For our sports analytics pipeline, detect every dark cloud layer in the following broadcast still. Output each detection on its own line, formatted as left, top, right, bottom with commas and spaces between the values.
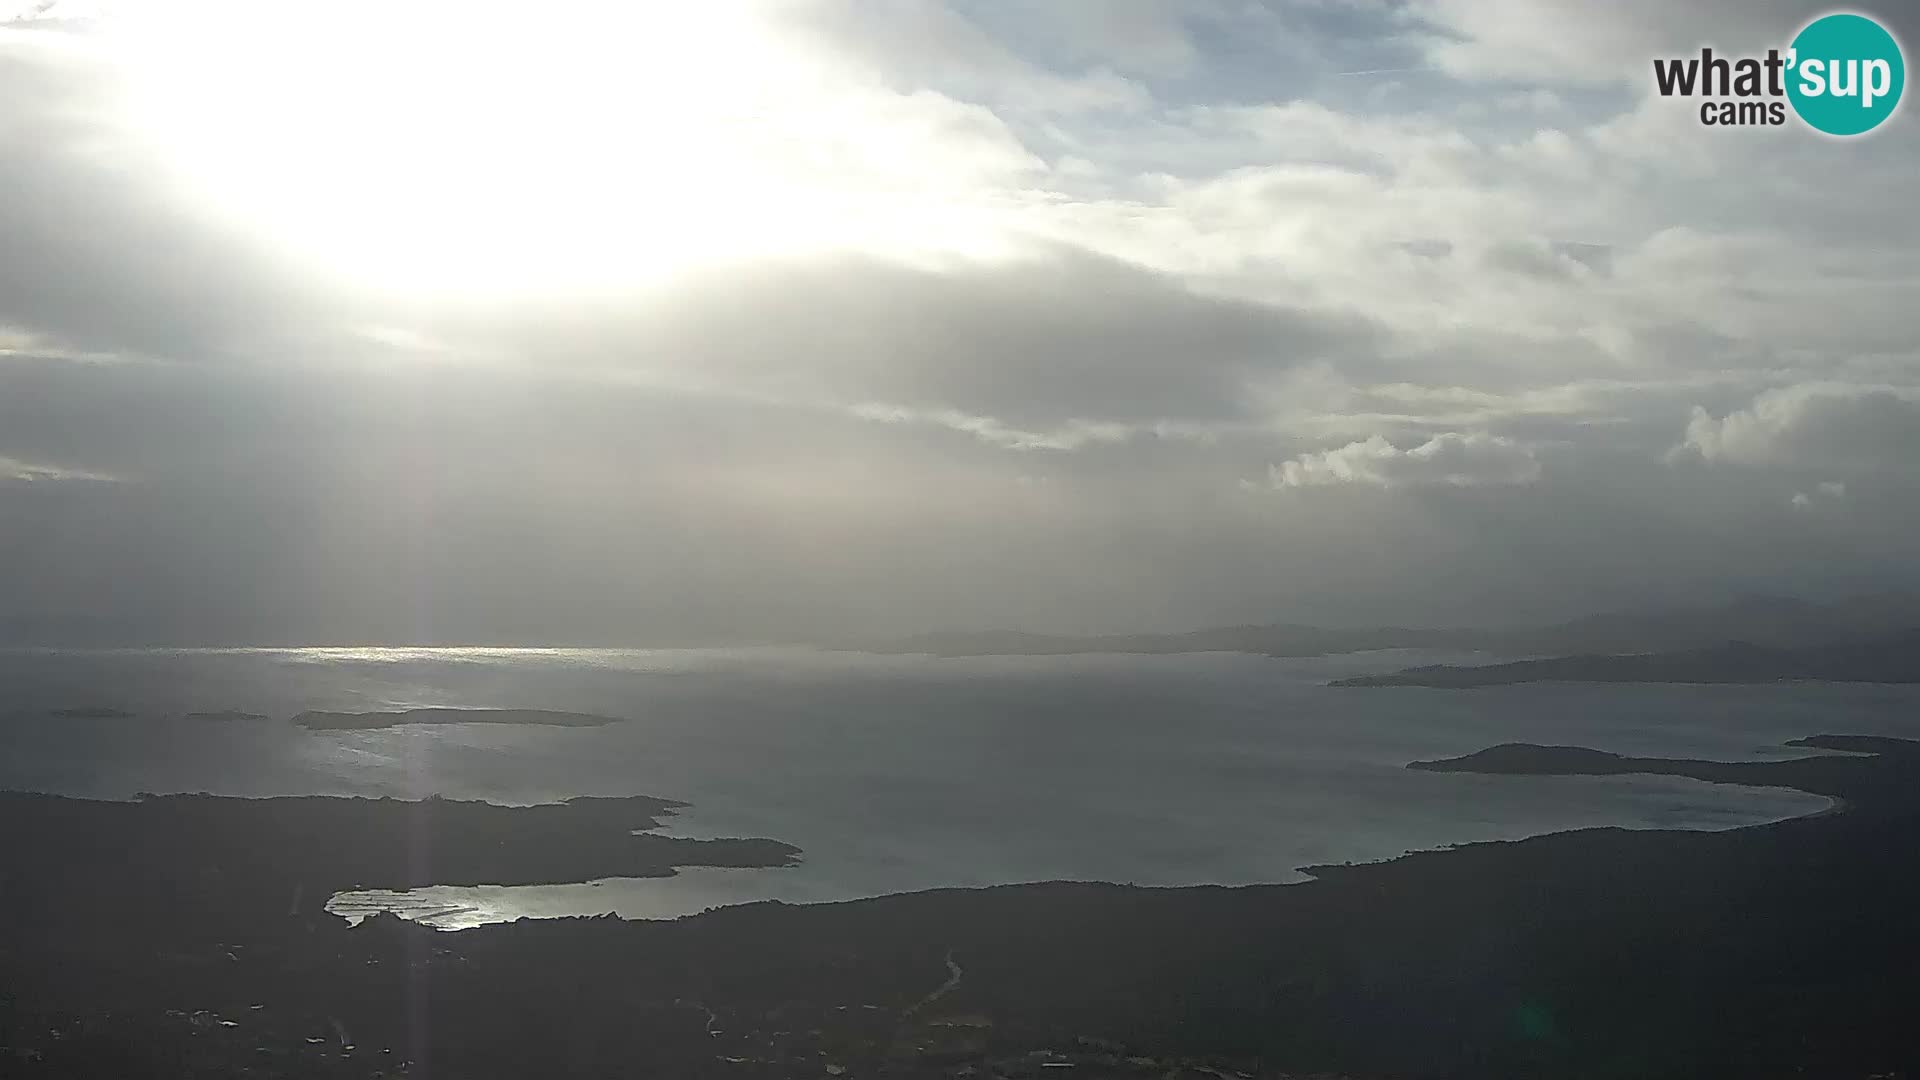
436, 249, 1381, 430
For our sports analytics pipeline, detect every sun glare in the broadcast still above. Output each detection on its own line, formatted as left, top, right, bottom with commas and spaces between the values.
105, 2, 836, 296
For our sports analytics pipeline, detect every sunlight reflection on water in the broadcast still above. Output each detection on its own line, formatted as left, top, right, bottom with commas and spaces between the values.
2, 646, 1905, 931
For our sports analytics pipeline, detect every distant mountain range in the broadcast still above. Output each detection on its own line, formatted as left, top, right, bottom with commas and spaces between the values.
864, 594, 1920, 661
1332, 630, 1920, 688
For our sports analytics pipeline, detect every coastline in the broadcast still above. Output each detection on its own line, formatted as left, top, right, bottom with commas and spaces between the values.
4, 734, 1918, 1077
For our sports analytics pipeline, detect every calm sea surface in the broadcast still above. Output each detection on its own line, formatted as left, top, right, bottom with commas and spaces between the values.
5, 646, 1912, 929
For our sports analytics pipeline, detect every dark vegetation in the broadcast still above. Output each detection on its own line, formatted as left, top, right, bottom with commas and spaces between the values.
4, 737, 1919, 1078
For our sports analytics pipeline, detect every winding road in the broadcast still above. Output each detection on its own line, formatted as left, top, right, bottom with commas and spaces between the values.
906, 949, 964, 1017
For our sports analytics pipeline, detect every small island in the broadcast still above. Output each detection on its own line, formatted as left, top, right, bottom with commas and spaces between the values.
293, 707, 625, 730
47, 706, 134, 719
1404, 734, 1914, 808
185, 709, 271, 722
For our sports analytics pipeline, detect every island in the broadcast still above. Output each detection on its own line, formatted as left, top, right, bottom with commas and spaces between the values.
293, 707, 625, 729
46, 705, 134, 719
1403, 734, 1914, 807
1331, 630, 1920, 687
185, 709, 271, 722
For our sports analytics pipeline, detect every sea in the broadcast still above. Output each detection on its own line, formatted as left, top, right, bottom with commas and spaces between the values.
4, 646, 1914, 930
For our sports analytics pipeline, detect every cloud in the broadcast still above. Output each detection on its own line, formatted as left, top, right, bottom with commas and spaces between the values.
781, 0, 1154, 112
1270, 431, 1541, 489
3, 1, 1920, 642
1406, 0, 1919, 86
1679, 385, 1920, 470
849, 402, 1135, 451
0, 456, 121, 485
437, 247, 1383, 433
1789, 479, 1848, 511
0, 35, 351, 361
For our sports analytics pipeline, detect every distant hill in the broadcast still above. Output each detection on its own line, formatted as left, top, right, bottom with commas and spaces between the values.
865, 624, 1465, 658
862, 594, 1920, 660
1331, 630, 1920, 688
1516, 593, 1920, 655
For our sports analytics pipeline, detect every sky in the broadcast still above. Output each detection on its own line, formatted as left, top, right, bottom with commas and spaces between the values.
1, 0, 1917, 644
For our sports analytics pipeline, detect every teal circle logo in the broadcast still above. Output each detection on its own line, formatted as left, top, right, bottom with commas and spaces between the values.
1787, 12, 1905, 136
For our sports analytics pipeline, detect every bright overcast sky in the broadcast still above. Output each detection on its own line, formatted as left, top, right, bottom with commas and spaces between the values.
2, 0, 1917, 644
